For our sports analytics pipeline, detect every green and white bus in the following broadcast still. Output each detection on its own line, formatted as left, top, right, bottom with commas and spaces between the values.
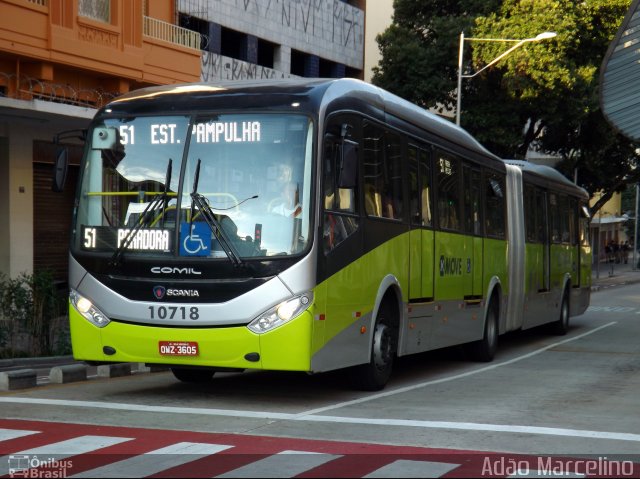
63, 78, 591, 390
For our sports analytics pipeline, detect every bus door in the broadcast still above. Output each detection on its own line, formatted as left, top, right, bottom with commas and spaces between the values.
408, 144, 434, 301
463, 165, 483, 299
569, 198, 580, 287
578, 203, 591, 287
538, 189, 551, 291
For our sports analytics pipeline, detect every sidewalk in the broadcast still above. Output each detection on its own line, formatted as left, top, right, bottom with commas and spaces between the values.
591, 260, 640, 291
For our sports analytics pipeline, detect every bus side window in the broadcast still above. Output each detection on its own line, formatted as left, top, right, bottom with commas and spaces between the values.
485, 171, 505, 238
579, 202, 590, 246
549, 193, 560, 243
524, 185, 536, 242
435, 151, 461, 231
535, 188, 547, 243
409, 145, 433, 226
463, 164, 481, 235
323, 116, 360, 253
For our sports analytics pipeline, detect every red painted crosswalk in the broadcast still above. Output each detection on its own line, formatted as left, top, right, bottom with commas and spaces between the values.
0, 419, 638, 478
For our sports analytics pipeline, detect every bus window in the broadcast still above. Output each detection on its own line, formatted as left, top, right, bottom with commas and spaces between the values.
410, 144, 432, 227
409, 145, 419, 224
363, 123, 402, 220
363, 122, 383, 217
385, 133, 403, 220
484, 171, 505, 238
580, 202, 590, 246
322, 115, 360, 253
420, 149, 432, 226
568, 197, 578, 245
535, 188, 547, 243
463, 164, 481, 235
436, 151, 461, 231
550, 193, 560, 243
524, 185, 536, 242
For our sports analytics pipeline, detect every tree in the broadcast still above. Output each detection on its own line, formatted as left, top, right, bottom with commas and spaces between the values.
372, 0, 501, 112
372, 0, 638, 214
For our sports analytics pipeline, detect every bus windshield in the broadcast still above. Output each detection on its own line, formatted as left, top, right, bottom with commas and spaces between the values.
74, 113, 314, 260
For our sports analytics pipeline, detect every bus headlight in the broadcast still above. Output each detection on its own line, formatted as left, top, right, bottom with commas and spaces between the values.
248, 292, 313, 334
70, 290, 110, 328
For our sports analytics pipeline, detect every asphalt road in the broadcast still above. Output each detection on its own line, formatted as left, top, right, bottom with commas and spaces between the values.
1, 281, 639, 459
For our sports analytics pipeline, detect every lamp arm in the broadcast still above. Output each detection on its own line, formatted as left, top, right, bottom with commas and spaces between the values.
462, 39, 530, 79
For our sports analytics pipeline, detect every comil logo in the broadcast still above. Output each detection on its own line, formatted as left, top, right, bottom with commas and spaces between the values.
151, 267, 202, 275
153, 286, 166, 300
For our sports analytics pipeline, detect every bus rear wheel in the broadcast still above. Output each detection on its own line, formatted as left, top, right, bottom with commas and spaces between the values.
351, 301, 397, 391
171, 367, 216, 383
551, 291, 570, 335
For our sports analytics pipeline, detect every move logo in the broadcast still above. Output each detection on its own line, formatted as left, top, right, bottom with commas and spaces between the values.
440, 255, 463, 276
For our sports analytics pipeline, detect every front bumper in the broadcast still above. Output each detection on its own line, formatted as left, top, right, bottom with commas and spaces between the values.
69, 304, 314, 371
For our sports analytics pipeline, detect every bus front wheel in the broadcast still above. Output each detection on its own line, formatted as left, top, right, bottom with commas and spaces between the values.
171, 367, 215, 383
351, 301, 397, 391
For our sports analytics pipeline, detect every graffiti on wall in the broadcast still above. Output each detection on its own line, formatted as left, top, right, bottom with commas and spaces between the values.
180, 0, 363, 52
201, 51, 294, 81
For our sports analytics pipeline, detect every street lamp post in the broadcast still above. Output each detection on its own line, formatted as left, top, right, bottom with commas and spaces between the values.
456, 31, 557, 126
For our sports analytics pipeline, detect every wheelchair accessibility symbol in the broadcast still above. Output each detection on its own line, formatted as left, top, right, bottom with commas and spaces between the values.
180, 222, 211, 257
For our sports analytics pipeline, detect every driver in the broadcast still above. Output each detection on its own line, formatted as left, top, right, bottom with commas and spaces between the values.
271, 181, 301, 217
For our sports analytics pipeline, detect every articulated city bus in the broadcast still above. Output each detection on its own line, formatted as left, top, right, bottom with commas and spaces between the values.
63, 78, 591, 390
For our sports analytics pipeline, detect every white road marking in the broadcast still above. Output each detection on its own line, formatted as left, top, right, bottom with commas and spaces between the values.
0, 322, 627, 443
0, 435, 132, 476
0, 428, 39, 442
216, 450, 341, 478
364, 459, 459, 478
73, 441, 232, 478
294, 322, 618, 417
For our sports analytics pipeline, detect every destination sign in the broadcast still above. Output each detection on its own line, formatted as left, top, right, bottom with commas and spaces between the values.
116, 121, 261, 145
81, 226, 173, 253
193, 121, 261, 143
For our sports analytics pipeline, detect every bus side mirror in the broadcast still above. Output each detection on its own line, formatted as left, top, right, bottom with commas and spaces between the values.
338, 140, 358, 189
52, 148, 68, 192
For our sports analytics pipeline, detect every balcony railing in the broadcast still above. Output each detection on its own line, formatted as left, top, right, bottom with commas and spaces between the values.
143, 16, 200, 50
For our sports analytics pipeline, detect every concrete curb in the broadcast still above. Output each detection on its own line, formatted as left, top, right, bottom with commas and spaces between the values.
49, 364, 88, 384
0, 355, 75, 371
97, 363, 132, 378
0, 369, 37, 391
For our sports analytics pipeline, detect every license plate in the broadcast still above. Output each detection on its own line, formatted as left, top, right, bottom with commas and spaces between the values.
159, 341, 199, 356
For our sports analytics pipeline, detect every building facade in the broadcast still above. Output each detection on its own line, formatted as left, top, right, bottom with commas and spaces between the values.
0, 0, 201, 283
0, 0, 368, 284
178, 0, 365, 82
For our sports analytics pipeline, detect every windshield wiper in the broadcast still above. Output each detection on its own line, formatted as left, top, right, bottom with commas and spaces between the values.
110, 159, 173, 266
190, 159, 242, 266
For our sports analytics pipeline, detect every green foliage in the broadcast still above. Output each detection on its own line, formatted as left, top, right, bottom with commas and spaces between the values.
372, 0, 639, 210
0, 271, 67, 357
373, 0, 501, 112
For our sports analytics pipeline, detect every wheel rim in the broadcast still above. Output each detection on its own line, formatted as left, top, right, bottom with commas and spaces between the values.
373, 323, 393, 371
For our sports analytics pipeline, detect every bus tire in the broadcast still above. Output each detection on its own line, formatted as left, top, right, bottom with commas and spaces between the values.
466, 298, 499, 362
351, 300, 397, 391
171, 367, 215, 383
551, 290, 570, 336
